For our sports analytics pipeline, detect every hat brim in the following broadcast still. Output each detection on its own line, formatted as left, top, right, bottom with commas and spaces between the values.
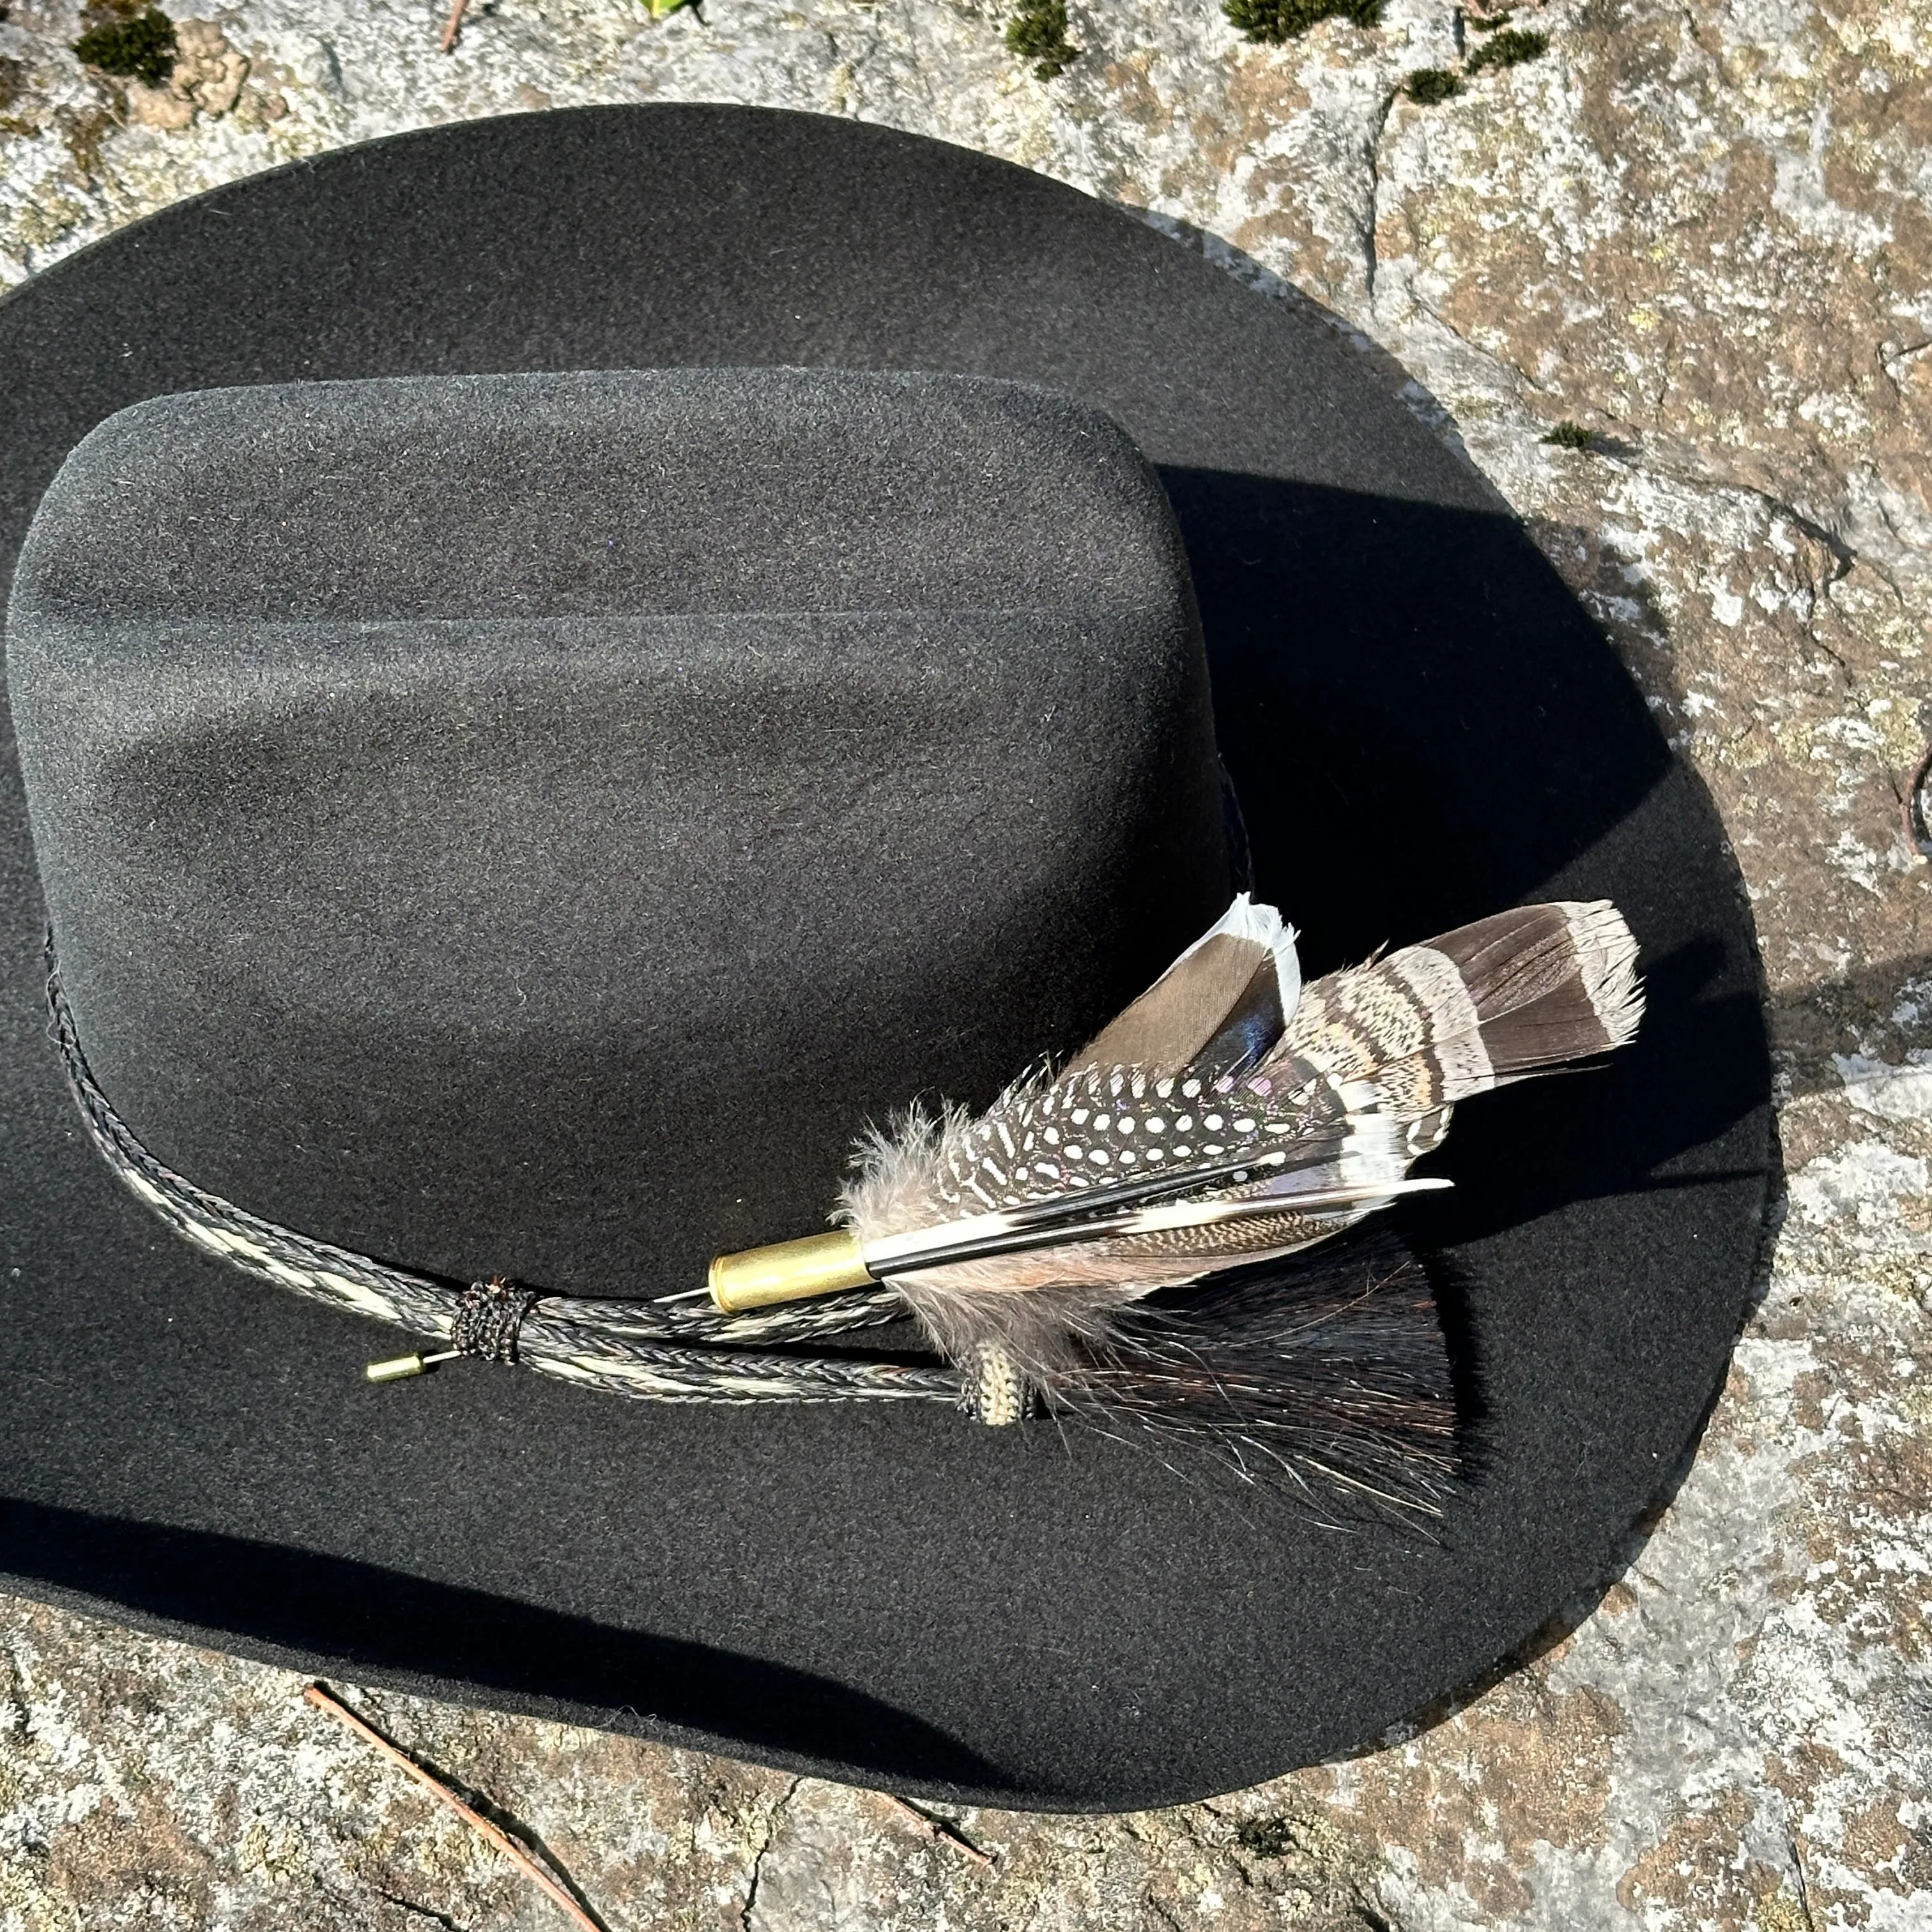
0, 105, 1770, 1810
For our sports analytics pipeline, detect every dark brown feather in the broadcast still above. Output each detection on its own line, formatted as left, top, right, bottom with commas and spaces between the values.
1077, 935, 1282, 1077
1430, 902, 1640, 1075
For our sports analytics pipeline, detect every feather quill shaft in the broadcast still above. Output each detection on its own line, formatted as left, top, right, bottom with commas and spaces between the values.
861, 1174, 1453, 1274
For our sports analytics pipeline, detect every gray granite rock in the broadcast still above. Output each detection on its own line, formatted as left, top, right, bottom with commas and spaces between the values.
2, 0, 1929, 1924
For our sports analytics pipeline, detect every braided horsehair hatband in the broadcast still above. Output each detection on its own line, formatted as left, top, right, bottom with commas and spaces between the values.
44, 940, 963, 1412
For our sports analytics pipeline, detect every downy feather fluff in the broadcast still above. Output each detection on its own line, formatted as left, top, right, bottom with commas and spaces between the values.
839, 894, 1642, 1437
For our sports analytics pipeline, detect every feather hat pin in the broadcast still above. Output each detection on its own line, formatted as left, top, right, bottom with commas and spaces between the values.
708, 895, 1643, 1492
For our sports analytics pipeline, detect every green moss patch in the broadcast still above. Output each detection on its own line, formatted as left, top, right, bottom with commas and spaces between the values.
1223, 0, 1381, 45
1542, 420, 1595, 450
1006, 0, 1078, 78
1464, 26, 1547, 73
1404, 66, 1460, 104
73, 5, 176, 87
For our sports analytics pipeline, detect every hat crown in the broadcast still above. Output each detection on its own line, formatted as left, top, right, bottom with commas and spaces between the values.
9, 367, 1232, 1294
20, 365, 1191, 622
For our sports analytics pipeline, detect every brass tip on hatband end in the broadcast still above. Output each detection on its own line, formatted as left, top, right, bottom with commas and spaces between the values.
707, 1229, 876, 1312
366, 1354, 431, 1383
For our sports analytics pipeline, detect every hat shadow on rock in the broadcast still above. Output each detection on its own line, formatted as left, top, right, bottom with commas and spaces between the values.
0, 105, 1773, 1809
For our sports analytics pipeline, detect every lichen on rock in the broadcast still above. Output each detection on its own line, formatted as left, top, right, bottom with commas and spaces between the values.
118, 16, 246, 128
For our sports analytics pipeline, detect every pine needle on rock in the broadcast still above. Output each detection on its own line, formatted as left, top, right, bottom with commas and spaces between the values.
302, 1683, 606, 1932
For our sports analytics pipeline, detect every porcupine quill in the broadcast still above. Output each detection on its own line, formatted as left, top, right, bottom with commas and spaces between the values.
707, 893, 1643, 1504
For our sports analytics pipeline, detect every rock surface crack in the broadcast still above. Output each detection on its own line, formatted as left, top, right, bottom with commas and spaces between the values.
740, 1775, 804, 1931
1363, 84, 1400, 305
374, 1890, 467, 1932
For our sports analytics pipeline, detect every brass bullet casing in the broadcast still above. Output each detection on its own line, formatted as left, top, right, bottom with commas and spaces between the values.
708, 1229, 875, 1312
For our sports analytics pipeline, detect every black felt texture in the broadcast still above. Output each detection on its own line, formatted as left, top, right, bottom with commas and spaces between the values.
10, 369, 1226, 1290
0, 105, 1772, 1811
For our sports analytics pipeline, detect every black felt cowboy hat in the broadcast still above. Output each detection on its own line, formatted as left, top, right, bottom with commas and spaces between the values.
0, 103, 1770, 1810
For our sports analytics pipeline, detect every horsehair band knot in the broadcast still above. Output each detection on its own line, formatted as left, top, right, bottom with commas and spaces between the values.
452, 1277, 539, 1365
958, 1340, 1037, 1427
